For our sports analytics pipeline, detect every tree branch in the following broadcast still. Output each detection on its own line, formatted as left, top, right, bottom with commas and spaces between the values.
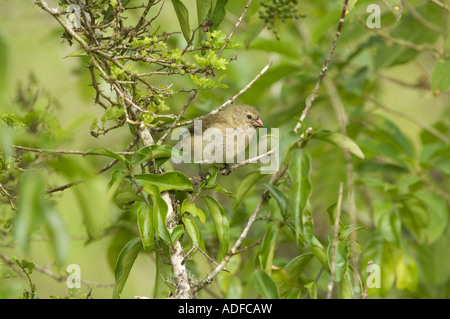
294, 0, 349, 134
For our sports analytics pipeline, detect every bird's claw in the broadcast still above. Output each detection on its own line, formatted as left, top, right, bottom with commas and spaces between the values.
222, 164, 232, 176
199, 170, 211, 182
198, 164, 211, 182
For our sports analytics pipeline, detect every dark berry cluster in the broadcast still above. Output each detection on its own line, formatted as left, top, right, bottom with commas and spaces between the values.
259, 0, 300, 39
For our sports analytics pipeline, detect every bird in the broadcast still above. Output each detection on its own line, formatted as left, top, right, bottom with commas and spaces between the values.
173, 104, 263, 176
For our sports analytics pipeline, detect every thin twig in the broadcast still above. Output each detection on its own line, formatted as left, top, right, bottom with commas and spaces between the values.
218, 149, 276, 175
35, 0, 89, 50
217, 0, 253, 57
194, 245, 230, 273
0, 183, 16, 210
182, 18, 209, 55
46, 135, 139, 194
129, 169, 150, 206
327, 182, 344, 299
12, 145, 134, 156
232, 239, 262, 255
0, 253, 113, 288
294, 0, 349, 134
46, 180, 83, 194
157, 90, 197, 145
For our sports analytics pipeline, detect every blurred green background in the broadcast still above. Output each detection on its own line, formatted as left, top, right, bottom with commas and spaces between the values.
0, 0, 449, 298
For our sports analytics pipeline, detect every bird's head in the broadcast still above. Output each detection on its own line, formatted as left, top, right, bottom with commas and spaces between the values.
228, 105, 263, 129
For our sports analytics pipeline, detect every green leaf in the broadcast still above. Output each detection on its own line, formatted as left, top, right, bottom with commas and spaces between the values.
85, 148, 128, 164
73, 176, 111, 239
339, 270, 353, 299
170, 225, 185, 243
399, 196, 428, 243
42, 205, 70, 266
339, 224, 366, 241
171, 0, 191, 42
202, 195, 230, 256
302, 209, 314, 246
431, 59, 450, 93
380, 242, 397, 297
313, 130, 365, 160
137, 203, 155, 251
130, 145, 173, 166
131, 171, 193, 192
234, 171, 265, 209
327, 240, 349, 282
250, 37, 301, 60
143, 185, 171, 244
260, 183, 289, 218
413, 192, 448, 244
362, 234, 396, 297
433, 158, 450, 175
114, 191, 143, 209
182, 216, 205, 251
304, 282, 317, 299
289, 149, 312, 245
20, 259, 35, 274
284, 253, 314, 284
279, 129, 302, 166
201, 183, 234, 197
310, 236, 328, 270
181, 198, 206, 224
14, 173, 45, 255
197, 0, 213, 26
373, 5, 441, 70
417, 235, 449, 286
395, 247, 418, 291
373, 200, 402, 246
253, 270, 279, 299
377, 118, 414, 159
113, 237, 142, 299
210, 0, 229, 31
258, 222, 279, 273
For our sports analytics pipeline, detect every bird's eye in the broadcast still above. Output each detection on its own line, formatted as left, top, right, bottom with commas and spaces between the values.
247, 114, 252, 119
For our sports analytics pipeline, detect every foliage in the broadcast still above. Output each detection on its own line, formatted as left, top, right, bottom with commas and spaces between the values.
0, 0, 449, 299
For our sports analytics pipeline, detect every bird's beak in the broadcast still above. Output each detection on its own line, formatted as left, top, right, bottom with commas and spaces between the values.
253, 119, 264, 127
